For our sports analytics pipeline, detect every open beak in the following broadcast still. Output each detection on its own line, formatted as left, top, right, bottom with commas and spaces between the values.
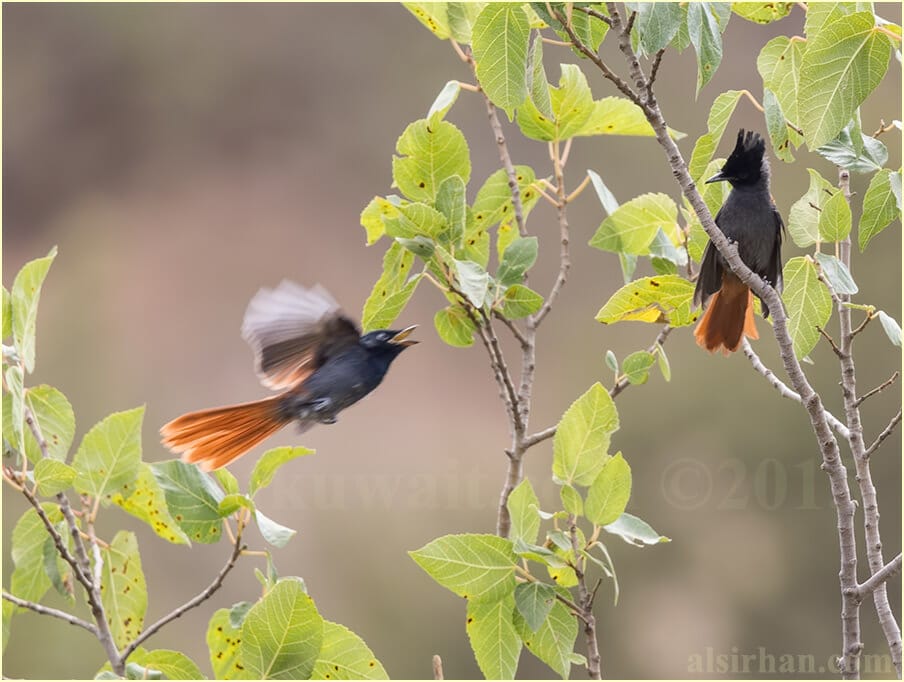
389, 325, 419, 347
705, 170, 729, 184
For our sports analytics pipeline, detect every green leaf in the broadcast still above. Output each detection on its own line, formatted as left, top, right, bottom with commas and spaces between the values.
757, 36, 805, 146
732, 2, 793, 23
214, 468, 241, 496
472, 4, 530, 118
2, 286, 11, 341
559, 484, 583, 517
596, 275, 698, 327
241, 580, 323, 680
466, 594, 521, 680
498, 284, 544, 319
403, 3, 451, 39
361, 242, 422, 332
392, 119, 471, 203
589, 192, 680, 255
208, 608, 250, 679
360, 197, 393, 245
255, 510, 297, 548
455, 260, 490, 308
517, 64, 595, 141
621, 350, 656, 385
5, 365, 24, 453
230, 601, 254, 630
603, 512, 671, 546
475, 166, 540, 235
688, 3, 728, 94
585, 453, 632, 526
799, 12, 892, 149
877, 310, 902, 346
513, 589, 577, 679
22, 385, 75, 463
152, 459, 225, 544
9, 504, 63, 607
814, 253, 858, 295
72, 406, 144, 504
507, 479, 541, 545
688, 90, 743, 182
788, 169, 837, 248
249, 446, 314, 496
311, 621, 389, 680
656, 343, 671, 381
100, 531, 147, 649
528, 35, 554, 120
33, 459, 77, 496
588, 169, 620, 216
649, 227, 688, 268
859, 169, 901, 251
818, 188, 852, 242
576, 97, 683, 139
435, 175, 467, 246
409, 533, 517, 602
762, 88, 794, 163
497, 237, 538, 287
11, 246, 57, 373
781, 256, 833, 359
385, 202, 448, 241
112, 462, 190, 545
447, 2, 484, 43
434, 306, 476, 347
633, 2, 685, 54
101, 648, 206, 680
604, 349, 618, 373
816, 119, 888, 172
219, 493, 256, 517
428, 80, 461, 128
514, 582, 556, 633
552, 383, 619, 487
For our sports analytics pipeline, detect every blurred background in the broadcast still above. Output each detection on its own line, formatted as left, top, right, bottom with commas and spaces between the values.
3, 3, 901, 679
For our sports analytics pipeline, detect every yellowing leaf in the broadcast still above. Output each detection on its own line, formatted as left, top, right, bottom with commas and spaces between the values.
596, 276, 697, 327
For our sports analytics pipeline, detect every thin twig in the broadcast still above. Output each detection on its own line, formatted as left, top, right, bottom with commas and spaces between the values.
120, 525, 246, 661
2, 591, 97, 634
858, 554, 903, 601
610, 326, 672, 399
567, 515, 601, 679
492, 310, 530, 350
432, 654, 444, 680
817, 325, 845, 358
864, 409, 902, 458
854, 372, 899, 408
522, 425, 557, 449
531, 141, 571, 327
741, 339, 850, 440
481, 86, 527, 237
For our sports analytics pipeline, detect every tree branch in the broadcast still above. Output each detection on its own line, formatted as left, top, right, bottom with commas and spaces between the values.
610, 325, 672, 399
120, 524, 246, 661
864, 409, 902, 458
522, 425, 557, 449
853, 371, 899, 408
432, 654, 444, 680
857, 554, 903, 602
568, 515, 601, 679
741, 338, 850, 440
834, 168, 902, 676
2, 591, 97, 634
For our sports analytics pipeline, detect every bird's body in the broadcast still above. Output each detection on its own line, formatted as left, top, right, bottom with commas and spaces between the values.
694, 130, 784, 354
161, 281, 417, 470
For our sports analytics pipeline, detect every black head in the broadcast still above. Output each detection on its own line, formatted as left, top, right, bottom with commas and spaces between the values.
359, 325, 419, 358
706, 129, 768, 187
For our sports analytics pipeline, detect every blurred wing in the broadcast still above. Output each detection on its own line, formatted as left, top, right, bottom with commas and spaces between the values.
241, 281, 361, 390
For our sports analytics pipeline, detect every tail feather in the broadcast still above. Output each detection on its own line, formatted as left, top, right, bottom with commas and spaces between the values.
161, 396, 287, 471
694, 274, 758, 355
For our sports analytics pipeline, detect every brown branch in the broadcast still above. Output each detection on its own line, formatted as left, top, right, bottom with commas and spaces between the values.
854, 372, 899, 408
864, 409, 902, 458
522, 425, 557, 449
817, 325, 845, 358
2, 591, 96, 634
568, 516, 601, 679
432, 654, 444, 680
120, 524, 245, 661
492, 310, 529, 350
480, 79, 526, 237
857, 554, 903, 601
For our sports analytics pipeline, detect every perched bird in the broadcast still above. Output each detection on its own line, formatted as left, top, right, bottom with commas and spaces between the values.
161, 281, 418, 471
693, 129, 784, 354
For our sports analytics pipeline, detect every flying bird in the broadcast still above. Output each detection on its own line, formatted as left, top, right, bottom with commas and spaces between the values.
694, 129, 784, 354
161, 281, 418, 470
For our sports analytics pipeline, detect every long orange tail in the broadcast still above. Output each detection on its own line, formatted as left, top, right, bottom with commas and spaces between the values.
694, 273, 759, 355
161, 396, 287, 471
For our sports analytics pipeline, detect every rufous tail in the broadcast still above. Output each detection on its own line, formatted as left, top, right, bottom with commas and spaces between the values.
161, 396, 287, 471
694, 273, 759, 355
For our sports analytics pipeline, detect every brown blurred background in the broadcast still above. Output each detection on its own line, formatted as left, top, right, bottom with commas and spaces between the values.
3, 3, 901, 679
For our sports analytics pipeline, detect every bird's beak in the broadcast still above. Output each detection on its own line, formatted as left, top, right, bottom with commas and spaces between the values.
389, 325, 419, 347
705, 170, 729, 184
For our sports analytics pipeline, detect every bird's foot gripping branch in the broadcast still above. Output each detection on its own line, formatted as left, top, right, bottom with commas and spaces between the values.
2, 250, 390, 679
